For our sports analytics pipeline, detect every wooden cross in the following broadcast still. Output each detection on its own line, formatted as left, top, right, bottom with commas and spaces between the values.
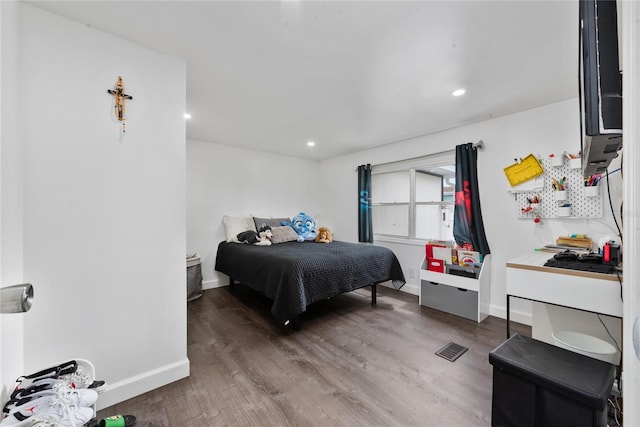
107, 76, 133, 121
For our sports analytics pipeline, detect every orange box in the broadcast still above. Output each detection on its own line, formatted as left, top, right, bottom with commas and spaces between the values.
427, 258, 445, 273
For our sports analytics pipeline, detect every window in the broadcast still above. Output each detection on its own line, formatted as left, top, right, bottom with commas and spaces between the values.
371, 153, 455, 241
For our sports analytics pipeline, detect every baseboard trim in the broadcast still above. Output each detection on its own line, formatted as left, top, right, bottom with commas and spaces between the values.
96, 358, 190, 410
398, 282, 419, 296
202, 278, 225, 290
490, 304, 532, 326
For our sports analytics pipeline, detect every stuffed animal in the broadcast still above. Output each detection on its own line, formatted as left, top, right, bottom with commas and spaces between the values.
237, 224, 273, 246
283, 212, 318, 242
315, 226, 333, 243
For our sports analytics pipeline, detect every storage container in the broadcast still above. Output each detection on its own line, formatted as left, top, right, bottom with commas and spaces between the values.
187, 253, 203, 301
489, 334, 615, 427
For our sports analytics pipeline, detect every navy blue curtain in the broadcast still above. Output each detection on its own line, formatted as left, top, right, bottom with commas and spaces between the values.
358, 164, 373, 243
453, 143, 490, 256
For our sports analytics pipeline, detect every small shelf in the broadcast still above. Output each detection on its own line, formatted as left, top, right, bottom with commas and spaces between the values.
419, 254, 491, 322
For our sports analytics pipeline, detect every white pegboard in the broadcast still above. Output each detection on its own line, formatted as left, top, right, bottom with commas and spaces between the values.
515, 156, 603, 219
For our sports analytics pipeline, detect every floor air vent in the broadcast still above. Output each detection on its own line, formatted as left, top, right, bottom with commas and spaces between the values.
435, 342, 468, 362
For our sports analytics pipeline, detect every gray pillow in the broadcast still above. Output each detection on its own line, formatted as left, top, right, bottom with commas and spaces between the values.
253, 217, 291, 229
269, 226, 300, 244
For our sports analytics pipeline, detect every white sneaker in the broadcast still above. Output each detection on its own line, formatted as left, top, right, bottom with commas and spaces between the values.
13, 361, 78, 390
29, 418, 58, 427
29, 383, 98, 408
4, 380, 53, 416
32, 422, 56, 426
7, 380, 97, 410
59, 369, 106, 393
1, 406, 93, 427
2, 392, 95, 426
2, 414, 67, 427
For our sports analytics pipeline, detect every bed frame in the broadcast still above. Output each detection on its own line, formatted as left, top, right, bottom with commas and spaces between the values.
216, 240, 404, 329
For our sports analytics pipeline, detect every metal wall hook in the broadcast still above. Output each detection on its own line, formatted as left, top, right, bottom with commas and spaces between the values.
0, 283, 34, 313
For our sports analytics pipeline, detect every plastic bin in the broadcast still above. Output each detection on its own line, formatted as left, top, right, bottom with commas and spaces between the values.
186, 253, 203, 301
552, 330, 618, 364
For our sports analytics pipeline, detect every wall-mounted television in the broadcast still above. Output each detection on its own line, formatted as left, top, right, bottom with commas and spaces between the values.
579, 0, 623, 176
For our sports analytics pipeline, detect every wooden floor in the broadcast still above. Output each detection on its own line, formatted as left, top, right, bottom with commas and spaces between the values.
97, 285, 529, 426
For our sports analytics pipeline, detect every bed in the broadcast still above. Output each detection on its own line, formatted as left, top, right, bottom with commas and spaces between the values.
215, 240, 405, 328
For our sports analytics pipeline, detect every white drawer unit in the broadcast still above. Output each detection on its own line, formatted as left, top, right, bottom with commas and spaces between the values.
419, 254, 491, 322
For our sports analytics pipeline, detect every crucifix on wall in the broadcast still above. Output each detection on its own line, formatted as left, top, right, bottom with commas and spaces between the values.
107, 76, 133, 134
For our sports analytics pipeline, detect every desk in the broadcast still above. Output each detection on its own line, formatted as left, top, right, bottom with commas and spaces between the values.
506, 252, 622, 338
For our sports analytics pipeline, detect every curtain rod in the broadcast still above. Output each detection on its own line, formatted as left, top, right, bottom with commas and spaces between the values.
357, 140, 484, 171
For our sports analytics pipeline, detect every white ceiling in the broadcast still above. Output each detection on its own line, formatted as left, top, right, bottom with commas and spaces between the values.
27, 0, 579, 160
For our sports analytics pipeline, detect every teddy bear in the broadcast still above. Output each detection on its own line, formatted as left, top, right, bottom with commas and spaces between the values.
315, 226, 333, 243
236, 224, 273, 246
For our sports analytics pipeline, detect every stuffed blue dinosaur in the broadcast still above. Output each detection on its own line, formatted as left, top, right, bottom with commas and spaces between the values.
283, 212, 318, 242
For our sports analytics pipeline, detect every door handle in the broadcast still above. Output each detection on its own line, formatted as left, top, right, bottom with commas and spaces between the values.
0, 284, 34, 313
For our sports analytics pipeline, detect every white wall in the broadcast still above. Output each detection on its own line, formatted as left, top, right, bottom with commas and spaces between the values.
3, 3, 635, 420
16, 5, 188, 409
320, 99, 623, 325
186, 139, 322, 288
620, 0, 640, 420
0, 0, 26, 403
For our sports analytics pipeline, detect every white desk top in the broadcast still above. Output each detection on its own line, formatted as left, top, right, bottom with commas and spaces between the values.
507, 252, 621, 282
506, 252, 623, 317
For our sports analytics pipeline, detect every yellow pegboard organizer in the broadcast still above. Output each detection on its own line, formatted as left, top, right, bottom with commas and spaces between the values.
504, 154, 545, 186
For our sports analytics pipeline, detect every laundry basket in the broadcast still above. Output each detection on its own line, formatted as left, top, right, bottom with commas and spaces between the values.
186, 253, 203, 302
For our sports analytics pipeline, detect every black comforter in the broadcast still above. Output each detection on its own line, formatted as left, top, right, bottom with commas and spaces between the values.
215, 240, 405, 325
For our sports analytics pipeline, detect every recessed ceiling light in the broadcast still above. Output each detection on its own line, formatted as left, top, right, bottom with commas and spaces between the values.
184, 113, 192, 119
307, 141, 315, 147
452, 89, 466, 97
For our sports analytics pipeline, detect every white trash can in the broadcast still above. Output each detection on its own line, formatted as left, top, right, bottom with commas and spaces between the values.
552, 330, 618, 364
186, 253, 203, 302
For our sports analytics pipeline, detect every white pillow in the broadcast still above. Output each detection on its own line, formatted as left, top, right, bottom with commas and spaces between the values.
222, 216, 256, 243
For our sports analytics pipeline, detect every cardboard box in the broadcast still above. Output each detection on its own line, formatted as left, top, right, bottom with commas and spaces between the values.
427, 258, 445, 273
